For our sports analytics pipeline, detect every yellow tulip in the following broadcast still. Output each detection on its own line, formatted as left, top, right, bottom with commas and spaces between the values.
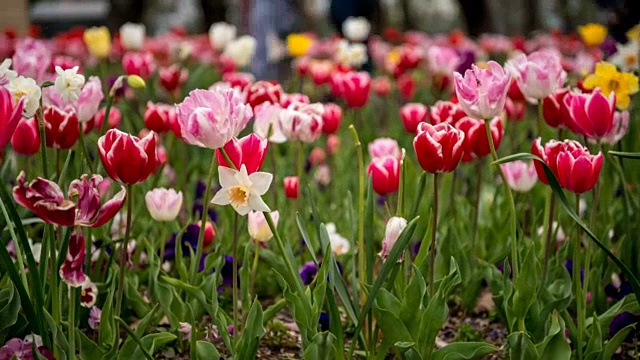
577, 23, 608, 47
583, 62, 639, 110
287, 33, 314, 58
83, 26, 112, 58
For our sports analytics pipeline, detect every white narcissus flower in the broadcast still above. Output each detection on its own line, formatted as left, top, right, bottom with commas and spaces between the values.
145, 188, 183, 222
119, 22, 146, 51
7, 76, 41, 118
342, 17, 371, 42
609, 40, 639, 72
335, 40, 368, 68
211, 164, 272, 216
209, 22, 237, 50
248, 210, 279, 242
379, 217, 408, 261
54, 66, 85, 103
223, 35, 257, 68
0, 58, 17, 85
326, 223, 350, 255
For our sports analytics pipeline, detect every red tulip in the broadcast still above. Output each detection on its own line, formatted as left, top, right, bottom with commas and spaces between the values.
60, 230, 87, 287
398, 45, 422, 72
88, 107, 122, 134
11, 117, 40, 155
568, 88, 615, 140
215, 133, 268, 174
144, 102, 175, 133
507, 78, 526, 103
122, 51, 156, 79
0, 86, 25, 150
397, 74, 415, 101
372, 77, 391, 97
69, 174, 127, 228
246, 80, 283, 109
367, 155, 401, 196
413, 122, 465, 173
43, 105, 80, 149
542, 89, 571, 129
400, 103, 428, 133
321, 103, 342, 134
429, 100, 466, 125
504, 97, 525, 121
531, 137, 603, 193
13, 171, 76, 226
341, 71, 371, 109
159, 65, 188, 92
98, 129, 160, 184
222, 72, 255, 93
456, 116, 504, 161
284, 176, 299, 199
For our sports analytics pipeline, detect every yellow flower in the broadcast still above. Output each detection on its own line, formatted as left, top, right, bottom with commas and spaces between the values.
287, 34, 314, 58
83, 26, 112, 58
583, 62, 639, 109
577, 23, 608, 47
627, 23, 640, 42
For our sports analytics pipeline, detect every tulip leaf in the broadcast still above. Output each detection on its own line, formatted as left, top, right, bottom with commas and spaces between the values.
77, 329, 106, 358
508, 331, 539, 360
432, 342, 498, 360
196, 341, 221, 359
234, 298, 265, 360
364, 176, 375, 284
608, 150, 640, 159
303, 331, 337, 360
535, 312, 571, 360
601, 324, 635, 360
0, 278, 20, 342
0, 247, 38, 341
494, 152, 640, 305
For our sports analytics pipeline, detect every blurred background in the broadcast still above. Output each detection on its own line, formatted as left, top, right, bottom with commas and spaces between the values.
2, 0, 633, 39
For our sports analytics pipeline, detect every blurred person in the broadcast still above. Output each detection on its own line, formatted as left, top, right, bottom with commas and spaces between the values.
250, 0, 310, 80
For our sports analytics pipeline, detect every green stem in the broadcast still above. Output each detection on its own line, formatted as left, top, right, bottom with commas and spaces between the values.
348, 125, 366, 284
232, 212, 240, 341
48, 224, 60, 325
429, 173, 439, 296
471, 159, 483, 252
115, 184, 134, 318
68, 287, 77, 360
537, 101, 544, 139
100, 95, 114, 136
484, 119, 519, 280
574, 194, 584, 360
190, 154, 217, 284
37, 105, 48, 178
250, 242, 260, 299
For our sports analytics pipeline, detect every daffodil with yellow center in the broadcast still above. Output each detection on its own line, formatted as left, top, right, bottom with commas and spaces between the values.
578, 23, 608, 47
83, 26, 112, 59
287, 33, 314, 58
583, 62, 639, 110
211, 164, 272, 216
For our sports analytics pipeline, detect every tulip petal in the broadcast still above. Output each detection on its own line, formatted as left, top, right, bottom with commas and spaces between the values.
90, 185, 126, 228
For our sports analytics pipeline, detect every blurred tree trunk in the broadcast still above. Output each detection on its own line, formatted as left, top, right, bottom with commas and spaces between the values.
400, 0, 417, 31
523, 0, 538, 34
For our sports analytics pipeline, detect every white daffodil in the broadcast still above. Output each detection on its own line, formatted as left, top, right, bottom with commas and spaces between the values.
209, 22, 237, 51
0, 58, 17, 85
609, 40, 639, 72
222, 35, 256, 68
54, 66, 85, 103
119, 22, 146, 51
335, 40, 368, 68
7, 76, 41, 118
326, 223, 350, 255
211, 164, 272, 216
342, 17, 371, 42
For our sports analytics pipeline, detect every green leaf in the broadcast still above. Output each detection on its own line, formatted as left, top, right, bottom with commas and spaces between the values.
98, 286, 115, 348
77, 330, 106, 358
511, 246, 538, 322
508, 331, 539, 360
432, 342, 498, 360
364, 176, 375, 284
495, 153, 640, 305
44, 309, 69, 360
117, 304, 159, 359
608, 150, 640, 160
303, 331, 337, 360
196, 341, 221, 359
0, 272, 21, 342
133, 333, 177, 358
601, 324, 635, 360
585, 314, 603, 360
297, 213, 319, 265
235, 299, 265, 359
535, 312, 571, 360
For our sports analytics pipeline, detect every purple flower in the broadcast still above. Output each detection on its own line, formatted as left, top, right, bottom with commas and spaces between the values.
88, 306, 102, 329
0, 337, 53, 360
564, 260, 584, 285
319, 312, 330, 331
609, 311, 640, 342
300, 261, 318, 286
164, 224, 202, 261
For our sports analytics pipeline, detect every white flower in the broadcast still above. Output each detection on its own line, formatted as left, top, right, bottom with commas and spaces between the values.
54, 66, 85, 103
314, 164, 331, 186
248, 210, 279, 242
211, 164, 272, 216
335, 40, 368, 68
342, 17, 371, 42
379, 217, 408, 261
223, 35, 256, 68
267, 32, 287, 63
179, 322, 192, 341
119, 22, 146, 51
145, 188, 183, 222
0, 58, 17, 86
209, 22, 237, 51
609, 40, 639, 72
7, 76, 41, 118
326, 223, 350, 255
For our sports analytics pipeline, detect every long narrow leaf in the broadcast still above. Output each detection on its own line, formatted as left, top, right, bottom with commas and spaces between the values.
608, 151, 640, 160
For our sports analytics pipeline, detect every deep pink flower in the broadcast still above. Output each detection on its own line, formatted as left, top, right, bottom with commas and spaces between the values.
122, 51, 156, 79
42, 105, 80, 149
144, 102, 175, 133
280, 93, 310, 108
456, 116, 503, 161
454, 61, 511, 119
216, 133, 268, 174
69, 174, 126, 228
567, 88, 616, 140
413, 122, 465, 173
222, 72, 255, 93
341, 71, 371, 108
321, 103, 342, 134
429, 100, 466, 125
246, 80, 283, 109
60, 230, 87, 287
159, 65, 188, 92
11, 116, 40, 155
367, 155, 400, 196
175, 88, 252, 149
400, 103, 428, 133
13, 171, 76, 226
0, 85, 25, 149
98, 129, 160, 184
542, 89, 572, 129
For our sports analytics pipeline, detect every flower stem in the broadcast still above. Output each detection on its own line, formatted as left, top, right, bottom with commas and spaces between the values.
37, 105, 48, 178
232, 212, 240, 342
429, 173, 439, 296
68, 287, 77, 360
0, 199, 29, 291
49, 226, 60, 325
190, 154, 217, 284
100, 95, 114, 136
115, 184, 134, 318
484, 119, 519, 280
348, 125, 366, 284
574, 194, 584, 360
250, 242, 260, 299
471, 159, 483, 253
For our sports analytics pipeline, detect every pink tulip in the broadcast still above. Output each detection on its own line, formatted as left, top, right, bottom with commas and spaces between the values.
0, 85, 25, 149
567, 89, 616, 140
368, 138, 401, 160
413, 122, 465, 173
505, 49, 567, 100
216, 133, 268, 173
145, 188, 183, 222
253, 103, 286, 143
279, 102, 324, 143
367, 155, 401, 196
598, 111, 629, 146
454, 61, 511, 119
281, 93, 310, 108
176, 88, 252, 149
11, 117, 40, 155
400, 103, 428, 133
426, 46, 460, 76
321, 103, 342, 134
429, 101, 466, 125
341, 71, 371, 109
122, 51, 156, 79
76, 76, 104, 123
12, 38, 51, 82
222, 72, 255, 93
499, 160, 538, 192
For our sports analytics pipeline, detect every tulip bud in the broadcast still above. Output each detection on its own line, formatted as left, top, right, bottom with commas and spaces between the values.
321, 103, 342, 134
145, 188, 183, 222
11, 117, 40, 155
309, 147, 327, 166
542, 89, 571, 128
341, 71, 371, 109
499, 160, 537, 192
400, 103, 428, 133
397, 74, 415, 101
367, 156, 401, 196
379, 217, 408, 261
248, 210, 279, 242
200, 221, 215, 247
372, 77, 391, 97
216, 133, 268, 174
284, 176, 300, 199
327, 134, 341, 155
127, 75, 146, 89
